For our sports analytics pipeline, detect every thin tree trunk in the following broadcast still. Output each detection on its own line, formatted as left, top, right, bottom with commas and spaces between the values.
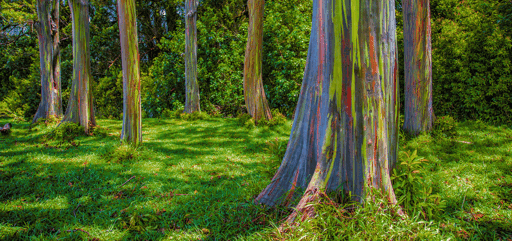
33, 0, 62, 123
62, 0, 95, 133
243, 0, 271, 123
256, 0, 399, 222
403, 0, 434, 135
184, 0, 200, 113
118, 0, 142, 147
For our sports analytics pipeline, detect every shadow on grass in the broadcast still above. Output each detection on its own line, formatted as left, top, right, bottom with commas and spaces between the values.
0, 117, 291, 240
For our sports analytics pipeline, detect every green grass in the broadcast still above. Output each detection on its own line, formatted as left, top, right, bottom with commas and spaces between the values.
0, 117, 511, 240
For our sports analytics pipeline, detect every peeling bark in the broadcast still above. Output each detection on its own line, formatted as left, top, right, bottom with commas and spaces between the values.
244, 0, 272, 123
256, 0, 399, 220
403, 0, 434, 135
62, 0, 96, 133
118, 0, 142, 147
33, 0, 62, 123
184, 0, 200, 113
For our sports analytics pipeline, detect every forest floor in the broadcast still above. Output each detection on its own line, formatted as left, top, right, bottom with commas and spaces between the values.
0, 117, 511, 240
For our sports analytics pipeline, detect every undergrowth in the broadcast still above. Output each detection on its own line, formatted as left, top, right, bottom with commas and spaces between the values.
0, 117, 510, 240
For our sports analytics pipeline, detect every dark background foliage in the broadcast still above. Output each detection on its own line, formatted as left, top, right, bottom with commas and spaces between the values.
1, 0, 511, 123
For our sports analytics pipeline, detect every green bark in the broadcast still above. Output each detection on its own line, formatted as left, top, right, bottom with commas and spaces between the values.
256, 0, 399, 221
184, 0, 200, 113
244, 0, 272, 123
118, 0, 142, 147
33, 0, 62, 123
62, 0, 95, 133
403, 0, 434, 135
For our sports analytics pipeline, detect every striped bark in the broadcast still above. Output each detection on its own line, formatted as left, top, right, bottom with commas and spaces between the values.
184, 0, 200, 113
33, 0, 62, 123
256, 0, 399, 217
62, 0, 96, 133
243, 0, 272, 123
118, 0, 142, 147
403, 0, 434, 135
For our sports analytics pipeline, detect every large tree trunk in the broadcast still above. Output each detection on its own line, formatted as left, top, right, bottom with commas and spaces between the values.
62, 0, 96, 133
256, 0, 399, 221
33, 0, 62, 123
403, 0, 434, 135
118, 0, 142, 147
184, 0, 200, 113
243, 0, 272, 123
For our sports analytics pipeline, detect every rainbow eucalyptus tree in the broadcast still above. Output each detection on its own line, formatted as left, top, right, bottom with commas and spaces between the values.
184, 0, 200, 113
403, 0, 434, 135
62, 0, 96, 133
256, 0, 400, 222
33, 0, 62, 123
118, 0, 142, 146
243, 0, 271, 123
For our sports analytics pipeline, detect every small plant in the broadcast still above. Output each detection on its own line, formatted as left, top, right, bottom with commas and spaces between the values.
109, 144, 136, 163
392, 150, 446, 219
267, 109, 287, 127
431, 115, 457, 138
47, 122, 85, 145
161, 109, 173, 118
264, 137, 287, 161
183, 111, 209, 121
236, 113, 253, 127
90, 126, 109, 137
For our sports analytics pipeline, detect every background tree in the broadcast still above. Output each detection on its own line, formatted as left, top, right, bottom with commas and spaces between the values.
32, 0, 62, 123
243, 0, 271, 122
403, 0, 434, 135
62, 0, 96, 133
118, 0, 142, 146
184, 0, 200, 113
256, 0, 400, 221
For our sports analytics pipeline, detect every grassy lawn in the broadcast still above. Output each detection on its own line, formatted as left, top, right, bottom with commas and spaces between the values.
0, 117, 511, 240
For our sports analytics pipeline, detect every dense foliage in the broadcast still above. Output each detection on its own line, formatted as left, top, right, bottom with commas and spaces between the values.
1, 0, 511, 123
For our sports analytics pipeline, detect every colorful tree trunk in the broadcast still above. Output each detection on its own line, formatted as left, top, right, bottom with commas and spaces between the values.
62, 0, 96, 133
33, 0, 62, 123
256, 0, 400, 221
403, 0, 434, 135
243, 0, 272, 123
184, 0, 200, 113
118, 0, 142, 147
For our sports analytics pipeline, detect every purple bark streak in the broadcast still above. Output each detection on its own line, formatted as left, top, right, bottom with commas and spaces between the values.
62, 0, 96, 133
256, 0, 399, 217
403, 0, 434, 135
33, 0, 62, 123
118, 0, 142, 146
244, 0, 272, 123
184, 0, 200, 113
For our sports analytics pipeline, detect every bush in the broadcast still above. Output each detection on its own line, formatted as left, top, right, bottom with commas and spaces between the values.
236, 113, 252, 126
183, 111, 209, 121
109, 144, 136, 163
431, 115, 457, 138
264, 137, 287, 161
392, 150, 446, 220
259, 109, 287, 127
90, 126, 110, 138
48, 122, 85, 144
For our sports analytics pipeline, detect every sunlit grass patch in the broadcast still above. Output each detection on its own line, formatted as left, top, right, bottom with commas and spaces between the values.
0, 117, 511, 240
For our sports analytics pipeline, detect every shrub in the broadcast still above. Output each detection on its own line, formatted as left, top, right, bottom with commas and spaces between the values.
392, 150, 446, 220
431, 115, 457, 138
48, 122, 85, 144
264, 137, 287, 161
109, 144, 136, 163
259, 109, 287, 127
236, 113, 252, 126
90, 126, 110, 138
161, 109, 173, 118
183, 111, 209, 121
